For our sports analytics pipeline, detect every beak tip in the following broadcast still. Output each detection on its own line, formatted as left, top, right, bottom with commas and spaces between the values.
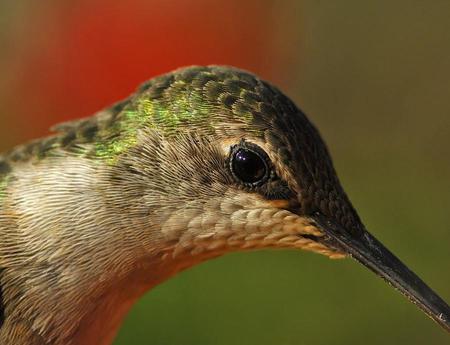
313, 214, 450, 333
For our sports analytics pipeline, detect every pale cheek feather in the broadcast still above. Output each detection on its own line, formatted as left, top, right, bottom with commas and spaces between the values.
11, 158, 101, 241
158, 191, 346, 261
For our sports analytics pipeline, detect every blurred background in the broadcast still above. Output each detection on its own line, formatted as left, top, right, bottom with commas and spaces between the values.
1, 1, 449, 344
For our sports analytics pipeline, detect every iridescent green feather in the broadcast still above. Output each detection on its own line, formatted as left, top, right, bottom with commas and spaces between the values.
1, 66, 267, 166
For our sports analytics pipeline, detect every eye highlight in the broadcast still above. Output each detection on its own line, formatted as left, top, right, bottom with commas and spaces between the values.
229, 141, 270, 186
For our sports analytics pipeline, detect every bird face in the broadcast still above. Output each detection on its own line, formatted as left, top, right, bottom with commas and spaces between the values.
108, 66, 449, 331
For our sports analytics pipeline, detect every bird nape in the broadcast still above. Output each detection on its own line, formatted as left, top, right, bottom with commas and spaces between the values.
0, 65, 448, 344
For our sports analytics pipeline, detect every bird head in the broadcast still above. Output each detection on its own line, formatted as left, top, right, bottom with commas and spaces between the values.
97, 66, 449, 331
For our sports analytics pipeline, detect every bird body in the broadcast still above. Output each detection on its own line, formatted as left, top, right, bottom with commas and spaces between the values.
0, 66, 448, 344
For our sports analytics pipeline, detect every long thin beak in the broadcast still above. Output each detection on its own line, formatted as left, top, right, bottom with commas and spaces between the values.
313, 214, 450, 333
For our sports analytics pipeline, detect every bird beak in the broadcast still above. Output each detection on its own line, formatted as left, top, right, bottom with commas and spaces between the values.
312, 214, 450, 332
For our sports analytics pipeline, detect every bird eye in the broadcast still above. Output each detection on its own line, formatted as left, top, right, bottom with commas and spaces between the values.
229, 142, 270, 186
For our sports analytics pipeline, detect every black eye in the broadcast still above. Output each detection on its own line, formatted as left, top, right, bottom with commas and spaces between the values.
230, 143, 270, 186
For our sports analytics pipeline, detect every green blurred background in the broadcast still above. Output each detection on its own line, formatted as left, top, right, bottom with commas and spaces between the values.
0, 1, 449, 344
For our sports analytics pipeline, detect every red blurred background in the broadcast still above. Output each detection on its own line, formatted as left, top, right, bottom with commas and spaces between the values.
0, 0, 295, 149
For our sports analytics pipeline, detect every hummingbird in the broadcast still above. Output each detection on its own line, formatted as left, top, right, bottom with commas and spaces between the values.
0, 66, 448, 344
